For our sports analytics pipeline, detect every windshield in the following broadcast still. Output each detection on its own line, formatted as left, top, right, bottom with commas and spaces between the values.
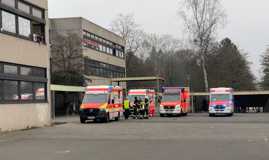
162, 94, 180, 102
211, 94, 230, 102
83, 94, 108, 103
129, 95, 145, 102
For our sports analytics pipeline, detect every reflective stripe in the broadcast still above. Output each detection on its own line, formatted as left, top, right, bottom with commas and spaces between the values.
124, 100, 130, 109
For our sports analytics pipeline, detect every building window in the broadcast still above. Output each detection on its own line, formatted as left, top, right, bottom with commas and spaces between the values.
20, 66, 31, 76
32, 68, 46, 77
0, 1, 46, 43
32, 21, 45, 43
85, 58, 125, 78
1, 11, 16, 33
34, 83, 45, 100
82, 30, 125, 59
18, 1, 30, 14
1, 0, 15, 8
0, 62, 47, 103
0, 63, 3, 73
3, 80, 18, 100
20, 81, 33, 100
18, 17, 31, 37
0, 80, 3, 100
4, 64, 18, 75
20, 66, 45, 77
32, 7, 42, 19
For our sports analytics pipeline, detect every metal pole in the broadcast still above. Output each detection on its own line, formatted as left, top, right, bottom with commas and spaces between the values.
51, 91, 56, 121
191, 95, 195, 113
156, 78, 160, 116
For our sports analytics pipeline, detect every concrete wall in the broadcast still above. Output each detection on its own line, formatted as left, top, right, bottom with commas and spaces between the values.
26, 0, 48, 9
50, 18, 82, 38
83, 49, 125, 68
85, 75, 111, 85
85, 75, 126, 88
0, 0, 49, 68
81, 18, 125, 46
0, 0, 51, 132
0, 103, 50, 132
0, 34, 49, 68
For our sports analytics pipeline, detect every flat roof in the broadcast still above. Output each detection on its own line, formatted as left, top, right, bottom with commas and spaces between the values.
191, 91, 269, 96
49, 17, 124, 40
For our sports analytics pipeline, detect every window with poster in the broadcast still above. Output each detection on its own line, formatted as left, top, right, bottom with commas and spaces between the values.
0, 62, 47, 103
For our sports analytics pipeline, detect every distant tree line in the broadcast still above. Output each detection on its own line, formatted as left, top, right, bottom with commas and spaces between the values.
124, 37, 255, 92
111, 11, 256, 92
261, 47, 269, 90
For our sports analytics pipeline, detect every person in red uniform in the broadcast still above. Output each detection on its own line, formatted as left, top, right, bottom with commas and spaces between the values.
180, 88, 189, 112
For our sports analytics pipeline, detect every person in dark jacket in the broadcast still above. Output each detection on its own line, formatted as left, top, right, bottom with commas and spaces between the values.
144, 97, 150, 119
133, 97, 139, 119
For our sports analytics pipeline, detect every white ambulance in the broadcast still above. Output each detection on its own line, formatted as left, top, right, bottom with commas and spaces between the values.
209, 88, 234, 116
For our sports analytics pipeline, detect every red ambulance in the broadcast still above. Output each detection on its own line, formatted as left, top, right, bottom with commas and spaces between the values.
160, 87, 190, 117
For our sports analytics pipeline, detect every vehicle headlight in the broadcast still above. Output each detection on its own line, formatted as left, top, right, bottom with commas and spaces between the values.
80, 104, 86, 109
175, 105, 181, 110
226, 106, 231, 109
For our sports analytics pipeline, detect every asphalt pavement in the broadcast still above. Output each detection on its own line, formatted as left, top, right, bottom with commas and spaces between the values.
1, 113, 269, 160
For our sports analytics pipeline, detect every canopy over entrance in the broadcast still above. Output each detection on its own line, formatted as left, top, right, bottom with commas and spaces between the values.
111, 76, 165, 83
50, 84, 85, 92
111, 76, 165, 93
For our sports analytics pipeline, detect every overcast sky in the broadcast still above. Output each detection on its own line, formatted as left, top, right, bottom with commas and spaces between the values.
48, 0, 269, 80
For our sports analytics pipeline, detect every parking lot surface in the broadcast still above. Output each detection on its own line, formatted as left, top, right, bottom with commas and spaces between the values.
1, 113, 269, 160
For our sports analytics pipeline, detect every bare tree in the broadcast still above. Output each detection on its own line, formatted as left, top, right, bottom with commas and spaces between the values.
110, 13, 144, 54
142, 33, 182, 56
179, 0, 226, 91
50, 33, 83, 73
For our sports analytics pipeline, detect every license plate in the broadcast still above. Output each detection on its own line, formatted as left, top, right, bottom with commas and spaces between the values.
87, 116, 95, 120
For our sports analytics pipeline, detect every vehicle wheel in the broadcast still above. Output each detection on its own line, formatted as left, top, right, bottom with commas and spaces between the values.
209, 114, 215, 117
229, 113, 234, 117
183, 112, 188, 116
115, 112, 120, 121
180, 109, 184, 116
160, 114, 165, 117
80, 117, 86, 124
104, 113, 110, 123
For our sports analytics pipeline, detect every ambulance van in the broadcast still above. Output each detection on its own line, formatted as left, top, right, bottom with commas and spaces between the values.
79, 85, 123, 123
159, 87, 190, 117
128, 89, 156, 117
209, 87, 234, 117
